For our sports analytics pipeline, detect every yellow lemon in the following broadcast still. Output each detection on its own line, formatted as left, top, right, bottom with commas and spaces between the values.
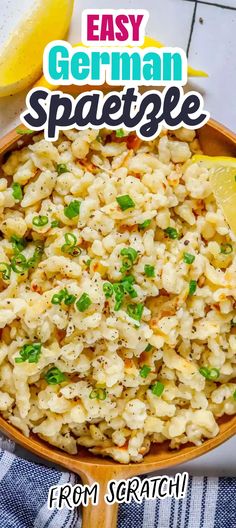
192, 154, 236, 235
0, 0, 74, 97
141, 37, 208, 78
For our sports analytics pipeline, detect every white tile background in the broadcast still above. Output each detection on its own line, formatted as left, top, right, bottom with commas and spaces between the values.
188, 0, 236, 128
0, 0, 236, 476
195, 0, 236, 6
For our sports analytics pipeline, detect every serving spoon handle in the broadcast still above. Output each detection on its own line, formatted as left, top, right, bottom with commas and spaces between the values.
71, 465, 128, 528
80, 475, 119, 528
70, 464, 141, 528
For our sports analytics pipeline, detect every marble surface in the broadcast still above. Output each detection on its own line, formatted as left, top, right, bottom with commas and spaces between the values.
0, 0, 236, 476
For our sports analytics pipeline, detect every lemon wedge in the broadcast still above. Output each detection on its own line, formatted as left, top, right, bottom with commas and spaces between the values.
0, 0, 74, 97
34, 35, 207, 92
141, 37, 208, 78
192, 154, 236, 235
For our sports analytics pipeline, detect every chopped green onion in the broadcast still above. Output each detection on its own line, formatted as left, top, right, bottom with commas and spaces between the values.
85, 258, 91, 267
64, 294, 76, 305
76, 293, 92, 312
144, 265, 155, 277
103, 282, 114, 298
71, 246, 82, 257
220, 243, 233, 255
113, 283, 124, 297
57, 163, 68, 175
51, 288, 75, 306
120, 247, 138, 273
199, 367, 220, 380
16, 128, 34, 135
120, 247, 138, 262
115, 129, 125, 138
121, 274, 135, 284
138, 219, 151, 230
70, 246, 82, 256
164, 227, 179, 239
0, 263, 11, 281
145, 344, 153, 352
11, 235, 27, 253
120, 259, 133, 273
116, 195, 135, 211
89, 388, 107, 400
111, 275, 138, 309
15, 343, 42, 364
114, 297, 123, 311
27, 244, 44, 269
127, 303, 144, 322
51, 220, 60, 228
183, 252, 195, 264
51, 291, 65, 305
61, 233, 77, 254
11, 254, 28, 274
151, 381, 164, 397
122, 280, 137, 299
113, 284, 124, 310
233, 390, 236, 400
32, 215, 48, 228
12, 182, 23, 201
189, 279, 197, 296
61, 232, 81, 256
44, 367, 67, 385
140, 365, 151, 378
64, 200, 81, 219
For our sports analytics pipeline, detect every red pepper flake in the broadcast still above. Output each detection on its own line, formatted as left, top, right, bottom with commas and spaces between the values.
119, 224, 137, 233
159, 289, 169, 297
124, 358, 134, 368
198, 276, 206, 287
110, 132, 141, 150
212, 303, 220, 312
126, 134, 141, 151
55, 329, 66, 342
133, 173, 141, 179
79, 158, 96, 172
31, 283, 42, 294
111, 132, 126, 143
139, 351, 149, 363
105, 134, 112, 144
120, 439, 129, 450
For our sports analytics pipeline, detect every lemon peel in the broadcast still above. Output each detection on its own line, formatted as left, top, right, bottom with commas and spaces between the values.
192, 155, 236, 235
0, 0, 74, 97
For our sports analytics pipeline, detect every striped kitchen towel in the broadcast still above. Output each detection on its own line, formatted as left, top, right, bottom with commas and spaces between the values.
0, 444, 235, 528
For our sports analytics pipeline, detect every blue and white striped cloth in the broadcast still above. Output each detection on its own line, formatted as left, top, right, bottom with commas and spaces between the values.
0, 438, 235, 528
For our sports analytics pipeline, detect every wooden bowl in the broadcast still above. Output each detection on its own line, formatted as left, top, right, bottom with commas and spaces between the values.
0, 119, 236, 528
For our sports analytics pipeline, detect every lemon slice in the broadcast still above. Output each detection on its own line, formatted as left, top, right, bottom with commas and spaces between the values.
141, 37, 208, 78
192, 154, 236, 235
0, 0, 74, 97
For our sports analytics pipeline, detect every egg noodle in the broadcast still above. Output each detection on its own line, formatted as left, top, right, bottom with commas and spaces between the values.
0, 127, 235, 463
